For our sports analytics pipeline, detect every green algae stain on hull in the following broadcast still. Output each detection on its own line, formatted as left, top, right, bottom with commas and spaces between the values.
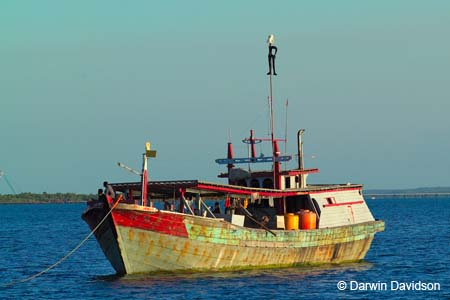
107, 211, 384, 274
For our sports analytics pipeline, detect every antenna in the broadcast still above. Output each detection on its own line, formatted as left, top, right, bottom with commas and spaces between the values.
117, 162, 141, 176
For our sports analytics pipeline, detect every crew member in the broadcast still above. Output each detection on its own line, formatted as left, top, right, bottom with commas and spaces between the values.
103, 181, 115, 199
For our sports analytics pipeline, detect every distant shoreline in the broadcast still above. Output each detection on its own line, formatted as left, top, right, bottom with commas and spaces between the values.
0, 193, 94, 204
364, 193, 450, 199
364, 187, 450, 199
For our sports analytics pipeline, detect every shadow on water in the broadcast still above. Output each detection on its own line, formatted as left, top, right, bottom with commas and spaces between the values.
92, 261, 374, 285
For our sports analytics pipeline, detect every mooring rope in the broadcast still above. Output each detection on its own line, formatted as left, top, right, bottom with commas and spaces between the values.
2, 196, 122, 288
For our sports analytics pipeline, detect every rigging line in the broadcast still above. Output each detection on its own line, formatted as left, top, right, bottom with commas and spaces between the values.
2, 195, 123, 288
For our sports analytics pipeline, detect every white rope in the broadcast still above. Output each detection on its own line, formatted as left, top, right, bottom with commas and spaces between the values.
2, 196, 122, 288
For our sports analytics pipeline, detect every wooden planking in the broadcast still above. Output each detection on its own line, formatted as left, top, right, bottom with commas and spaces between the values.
114, 225, 379, 273
109, 205, 384, 273
85, 187, 384, 274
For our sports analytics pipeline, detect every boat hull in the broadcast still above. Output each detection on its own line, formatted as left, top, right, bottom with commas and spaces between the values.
83, 203, 384, 274
82, 205, 126, 274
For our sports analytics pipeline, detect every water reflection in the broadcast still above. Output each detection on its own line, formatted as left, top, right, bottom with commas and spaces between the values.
94, 261, 374, 286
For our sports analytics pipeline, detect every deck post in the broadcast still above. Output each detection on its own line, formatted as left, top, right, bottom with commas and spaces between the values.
297, 129, 306, 188
140, 152, 148, 206
273, 140, 281, 189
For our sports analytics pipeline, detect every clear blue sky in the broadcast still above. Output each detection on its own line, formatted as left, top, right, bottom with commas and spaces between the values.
1, 1, 449, 193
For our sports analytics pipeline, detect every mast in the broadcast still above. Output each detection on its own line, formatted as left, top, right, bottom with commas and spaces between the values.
141, 151, 148, 206
267, 34, 280, 189
216, 35, 290, 189
269, 69, 277, 188
284, 98, 288, 155
141, 142, 157, 206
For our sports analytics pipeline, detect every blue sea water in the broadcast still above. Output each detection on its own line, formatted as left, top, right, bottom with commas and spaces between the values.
0, 198, 448, 300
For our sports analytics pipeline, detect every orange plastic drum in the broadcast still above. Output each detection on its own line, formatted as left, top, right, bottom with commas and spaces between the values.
300, 210, 317, 229
284, 213, 299, 230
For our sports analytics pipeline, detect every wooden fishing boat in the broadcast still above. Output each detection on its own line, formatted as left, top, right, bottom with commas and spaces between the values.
82, 39, 384, 275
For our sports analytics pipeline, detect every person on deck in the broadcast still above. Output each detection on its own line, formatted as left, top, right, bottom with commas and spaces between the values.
163, 199, 171, 210
103, 181, 115, 199
98, 188, 107, 206
213, 202, 222, 214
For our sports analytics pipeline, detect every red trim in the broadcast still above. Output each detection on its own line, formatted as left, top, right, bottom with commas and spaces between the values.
112, 209, 188, 238
323, 200, 364, 207
310, 187, 361, 195
195, 183, 304, 197
195, 184, 362, 198
281, 168, 319, 176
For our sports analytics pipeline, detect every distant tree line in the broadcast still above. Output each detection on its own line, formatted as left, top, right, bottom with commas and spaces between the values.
0, 192, 95, 204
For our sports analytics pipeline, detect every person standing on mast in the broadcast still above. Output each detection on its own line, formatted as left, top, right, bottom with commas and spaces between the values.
267, 34, 278, 76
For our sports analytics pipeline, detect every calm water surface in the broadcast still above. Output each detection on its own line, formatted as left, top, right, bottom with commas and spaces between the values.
0, 198, 448, 299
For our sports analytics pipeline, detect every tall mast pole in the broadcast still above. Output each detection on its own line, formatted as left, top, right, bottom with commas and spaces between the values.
284, 98, 288, 158
266, 33, 280, 189
267, 34, 279, 188
269, 71, 276, 187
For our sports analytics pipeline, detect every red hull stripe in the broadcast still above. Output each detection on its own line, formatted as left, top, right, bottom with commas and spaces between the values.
309, 187, 361, 195
112, 210, 188, 238
323, 200, 364, 207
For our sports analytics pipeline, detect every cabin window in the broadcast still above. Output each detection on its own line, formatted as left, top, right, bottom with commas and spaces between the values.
262, 178, 273, 188
326, 197, 336, 204
284, 176, 291, 189
250, 179, 260, 188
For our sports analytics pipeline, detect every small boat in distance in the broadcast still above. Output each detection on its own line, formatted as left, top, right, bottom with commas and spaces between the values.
82, 38, 384, 275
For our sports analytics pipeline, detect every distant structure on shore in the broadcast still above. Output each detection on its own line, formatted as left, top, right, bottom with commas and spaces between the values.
0, 170, 17, 194
364, 187, 450, 199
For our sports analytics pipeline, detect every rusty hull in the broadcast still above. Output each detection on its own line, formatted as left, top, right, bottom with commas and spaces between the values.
93, 204, 385, 274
